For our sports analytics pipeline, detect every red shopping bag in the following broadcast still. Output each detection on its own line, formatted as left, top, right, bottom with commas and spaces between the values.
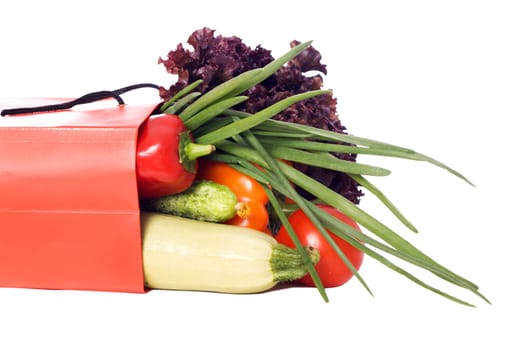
0, 95, 159, 292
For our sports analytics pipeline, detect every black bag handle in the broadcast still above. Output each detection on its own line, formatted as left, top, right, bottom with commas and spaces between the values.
1, 83, 160, 117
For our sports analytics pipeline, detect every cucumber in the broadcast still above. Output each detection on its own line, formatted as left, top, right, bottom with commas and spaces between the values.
140, 180, 238, 222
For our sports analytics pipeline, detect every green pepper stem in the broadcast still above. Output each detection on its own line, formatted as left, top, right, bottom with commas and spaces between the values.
185, 142, 215, 161
179, 131, 214, 173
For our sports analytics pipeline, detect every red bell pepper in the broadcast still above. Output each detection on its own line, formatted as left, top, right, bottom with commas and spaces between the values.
136, 114, 214, 199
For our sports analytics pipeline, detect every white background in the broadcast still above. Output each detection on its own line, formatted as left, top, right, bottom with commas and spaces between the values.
1, 1, 524, 349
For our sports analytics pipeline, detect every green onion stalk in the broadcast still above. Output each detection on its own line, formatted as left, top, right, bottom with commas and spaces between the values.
158, 41, 489, 306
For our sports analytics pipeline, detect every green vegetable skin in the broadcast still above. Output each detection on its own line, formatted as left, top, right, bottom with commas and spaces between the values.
141, 180, 238, 222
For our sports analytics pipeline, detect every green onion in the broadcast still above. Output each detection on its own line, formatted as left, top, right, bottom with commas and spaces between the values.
160, 79, 203, 112
313, 205, 477, 306
276, 162, 482, 293
164, 92, 201, 115
264, 186, 330, 302
263, 144, 391, 177
259, 119, 474, 185
157, 39, 487, 306
257, 137, 423, 159
195, 90, 330, 145
213, 132, 487, 304
177, 40, 314, 122
243, 129, 372, 300
350, 174, 418, 233
219, 139, 486, 305
178, 69, 264, 121
183, 96, 248, 130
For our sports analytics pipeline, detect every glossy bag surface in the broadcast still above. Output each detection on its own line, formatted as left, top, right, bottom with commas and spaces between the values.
0, 98, 159, 292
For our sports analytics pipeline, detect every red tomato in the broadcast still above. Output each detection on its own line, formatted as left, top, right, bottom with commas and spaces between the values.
275, 205, 364, 288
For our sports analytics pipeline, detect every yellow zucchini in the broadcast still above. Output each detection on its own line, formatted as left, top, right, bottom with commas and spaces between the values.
141, 211, 319, 294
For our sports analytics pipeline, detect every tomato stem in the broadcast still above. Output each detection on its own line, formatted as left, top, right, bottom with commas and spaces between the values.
234, 202, 251, 219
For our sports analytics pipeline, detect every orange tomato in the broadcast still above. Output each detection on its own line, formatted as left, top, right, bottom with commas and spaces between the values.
197, 160, 269, 232
226, 198, 269, 231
